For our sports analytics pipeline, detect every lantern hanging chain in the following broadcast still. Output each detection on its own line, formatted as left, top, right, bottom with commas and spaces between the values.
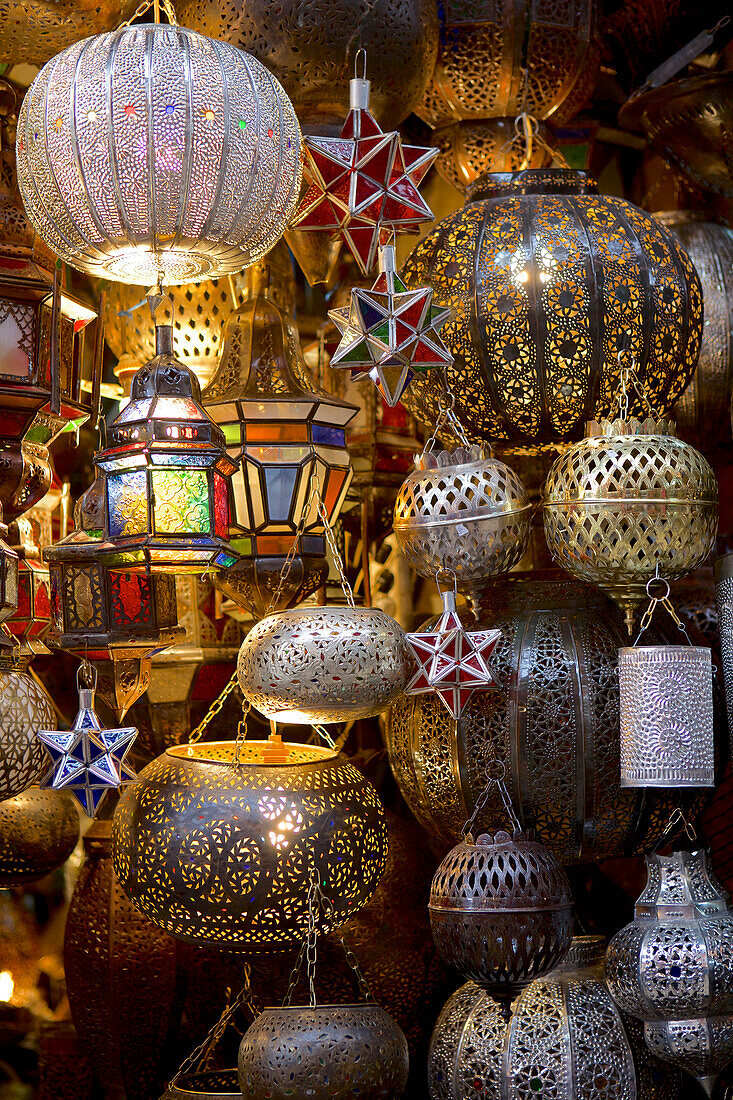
462, 760, 522, 842
305, 871, 319, 1009
497, 110, 571, 171
422, 385, 474, 457
312, 470, 356, 609
264, 470, 322, 617
652, 806, 698, 854
316, 880, 374, 1003
632, 570, 694, 647
311, 723, 337, 750
189, 670, 241, 744
119, 0, 178, 27
170, 966, 256, 1085
283, 937, 308, 1007
232, 699, 252, 765
616, 347, 662, 422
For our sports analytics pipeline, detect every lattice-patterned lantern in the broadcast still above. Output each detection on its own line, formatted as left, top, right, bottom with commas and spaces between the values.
6, 514, 52, 655
0, 653, 55, 801
715, 554, 733, 741
619, 645, 715, 788
202, 270, 357, 616
111, 740, 389, 949
606, 848, 733, 1093
16, 24, 302, 287
44, 478, 184, 718
542, 418, 719, 632
394, 443, 531, 611
429, 936, 680, 1100
0, 787, 79, 887
400, 170, 703, 449
430, 829, 573, 1017
238, 605, 413, 724
95, 320, 239, 576
432, 118, 553, 197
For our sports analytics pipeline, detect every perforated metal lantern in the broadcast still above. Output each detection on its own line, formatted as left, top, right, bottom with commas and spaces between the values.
160, 1071, 241, 1100
400, 170, 703, 449
0, 0, 135, 66
429, 829, 573, 1015
0, 658, 55, 800
238, 1004, 409, 1100
605, 848, 733, 1093
715, 554, 733, 742
95, 324, 239, 576
543, 418, 719, 631
111, 740, 389, 949
393, 444, 531, 608
433, 118, 553, 196
16, 24, 302, 286
237, 605, 413, 724
0, 786, 79, 886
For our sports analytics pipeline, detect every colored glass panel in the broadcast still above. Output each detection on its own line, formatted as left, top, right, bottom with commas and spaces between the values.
152, 468, 210, 535
311, 424, 346, 446
322, 468, 347, 516
110, 571, 151, 628
264, 466, 298, 523
245, 422, 309, 443
108, 470, 148, 537
214, 472, 229, 538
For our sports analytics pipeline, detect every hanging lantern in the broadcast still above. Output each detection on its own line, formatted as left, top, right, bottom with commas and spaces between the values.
7, 514, 52, 655
432, 118, 553, 196
428, 936, 680, 1100
430, 828, 573, 1017
715, 554, 733, 741
111, 739, 389, 948
393, 442, 531, 610
400, 169, 703, 448
0, 515, 19, 634
64, 819, 181, 1100
0, 0, 136, 66
542, 418, 718, 631
238, 1004, 409, 1100
95, 318, 239, 576
0, 786, 79, 886
16, 24, 301, 287
387, 573, 721, 863
606, 848, 733, 1094
161, 1072, 241, 1100
653, 213, 733, 453
619, 644, 715, 788
202, 268, 357, 616
237, 605, 412, 723
0, 655, 55, 800
45, 477, 184, 717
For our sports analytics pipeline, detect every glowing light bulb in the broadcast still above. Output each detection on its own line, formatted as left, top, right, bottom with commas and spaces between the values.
0, 971, 14, 1002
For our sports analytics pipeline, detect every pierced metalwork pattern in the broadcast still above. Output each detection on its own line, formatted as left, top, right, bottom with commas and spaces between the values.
162, 1070, 241, 1099
434, 119, 553, 196
111, 742, 389, 949
17, 25, 302, 286
644, 1017, 733, 1081
0, 787, 79, 887
0, 0, 135, 66
238, 1004, 409, 1099
619, 646, 714, 788
714, 556, 733, 740
0, 667, 55, 800
400, 170, 703, 448
237, 606, 412, 724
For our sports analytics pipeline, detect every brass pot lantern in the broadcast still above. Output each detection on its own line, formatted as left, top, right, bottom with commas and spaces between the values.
400, 169, 703, 449
542, 418, 718, 632
0, 786, 79, 886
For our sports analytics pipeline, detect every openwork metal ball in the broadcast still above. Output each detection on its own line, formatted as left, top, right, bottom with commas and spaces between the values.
0, 666, 55, 800
393, 444, 531, 604
111, 741, 389, 949
237, 606, 412, 724
542, 418, 718, 631
401, 170, 702, 448
16, 24, 302, 286
428, 937, 680, 1100
0, 787, 79, 886
238, 1004, 409, 1100
429, 830, 573, 1013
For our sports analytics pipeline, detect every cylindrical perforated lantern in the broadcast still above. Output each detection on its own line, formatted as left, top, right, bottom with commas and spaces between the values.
619, 646, 714, 788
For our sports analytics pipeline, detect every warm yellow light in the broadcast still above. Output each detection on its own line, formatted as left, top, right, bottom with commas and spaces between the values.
0, 971, 14, 1002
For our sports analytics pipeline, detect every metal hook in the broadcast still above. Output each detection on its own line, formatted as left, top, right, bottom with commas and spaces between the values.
354, 48, 367, 81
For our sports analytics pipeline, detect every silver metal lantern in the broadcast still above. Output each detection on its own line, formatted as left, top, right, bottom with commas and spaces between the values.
715, 553, 733, 738
619, 645, 714, 788
16, 24, 302, 286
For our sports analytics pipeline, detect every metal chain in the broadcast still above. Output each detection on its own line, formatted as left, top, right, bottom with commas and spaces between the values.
170, 963, 255, 1085
232, 699, 252, 765
616, 349, 661, 421
311, 723, 337, 750
305, 871, 319, 1009
317, 887, 374, 1003
462, 766, 522, 842
633, 573, 694, 647
315, 481, 355, 609
188, 670, 240, 744
265, 471, 319, 616
652, 806, 698, 854
119, 0, 179, 25
422, 387, 472, 455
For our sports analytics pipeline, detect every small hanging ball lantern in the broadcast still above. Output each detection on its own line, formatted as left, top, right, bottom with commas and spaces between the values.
237, 606, 413, 724
238, 1004, 409, 1100
429, 829, 573, 1016
0, 660, 56, 800
0, 787, 79, 886
95, 316, 239, 576
393, 443, 531, 609
111, 740, 389, 948
542, 418, 718, 631
16, 24, 302, 286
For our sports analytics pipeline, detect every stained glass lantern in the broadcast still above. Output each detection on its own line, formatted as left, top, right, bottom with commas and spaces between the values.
16, 23, 302, 287
202, 268, 357, 615
6, 514, 52, 655
44, 478, 184, 718
95, 318, 239, 576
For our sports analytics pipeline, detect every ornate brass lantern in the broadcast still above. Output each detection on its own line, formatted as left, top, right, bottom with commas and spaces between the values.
6, 513, 52, 655
0, 655, 55, 800
0, 786, 79, 886
542, 418, 718, 631
400, 170, 703, 449
433, 118, 553, 196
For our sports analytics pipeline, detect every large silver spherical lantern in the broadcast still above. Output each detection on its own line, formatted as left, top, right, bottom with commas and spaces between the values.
16, 24, 302, 286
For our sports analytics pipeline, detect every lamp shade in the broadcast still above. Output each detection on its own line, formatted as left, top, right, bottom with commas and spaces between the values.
16, 23, 302, 286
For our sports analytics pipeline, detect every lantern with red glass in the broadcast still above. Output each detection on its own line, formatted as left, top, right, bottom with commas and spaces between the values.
94, 315, 239, 577
202, 267, 357, 615
6, 513, 52, 655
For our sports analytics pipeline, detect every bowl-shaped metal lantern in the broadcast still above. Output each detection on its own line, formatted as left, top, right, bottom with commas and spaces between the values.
0, 787, 79, 886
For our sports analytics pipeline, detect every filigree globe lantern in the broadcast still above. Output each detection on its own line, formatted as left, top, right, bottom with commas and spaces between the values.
400, 169, 703, 449
95, 314, 239, 576
0, 653, 55, 801
0, 787, 79, 887
16, 23, 302, 286
202, 268, 357, 616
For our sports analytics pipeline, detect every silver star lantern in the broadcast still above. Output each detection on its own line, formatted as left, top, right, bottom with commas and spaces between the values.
39, 665, 138, 817
328, 244, 453, 407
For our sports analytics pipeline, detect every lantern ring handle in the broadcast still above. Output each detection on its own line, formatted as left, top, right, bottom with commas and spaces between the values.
435, 567, 458, 594
645, 576, 670, 601
354, 48, 367, 81
77, 661, 98, 692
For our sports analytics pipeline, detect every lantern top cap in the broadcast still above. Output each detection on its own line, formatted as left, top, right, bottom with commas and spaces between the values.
585, 416, 677, 438
131, 326, 202, 402
166, 740, 338, 768
468, 168, 599, 204
635, 849, 730, 919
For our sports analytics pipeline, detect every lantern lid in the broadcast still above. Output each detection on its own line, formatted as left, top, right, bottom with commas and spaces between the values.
167, 740, 338, 768
636, 849, 731, 920
585, 416, 677, 438
467, 168, 599, 204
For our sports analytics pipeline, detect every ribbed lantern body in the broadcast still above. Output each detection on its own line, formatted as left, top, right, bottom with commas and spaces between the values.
387, 574, 717, 864
0, 665, 55, 800
237, 606, 413, 723
428, 937, 680, 1100
0, 787, 79, 886
16, 24, 302, 286
400, 170, 702, 448
238, 1004, 409, 1100
111, 741, 389, 948
619, 646, 714, 788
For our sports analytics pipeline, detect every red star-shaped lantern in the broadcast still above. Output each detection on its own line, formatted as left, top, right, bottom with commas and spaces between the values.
291, 66, 438, 275
328, 244, 453, 406
406, 586, 501, 719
